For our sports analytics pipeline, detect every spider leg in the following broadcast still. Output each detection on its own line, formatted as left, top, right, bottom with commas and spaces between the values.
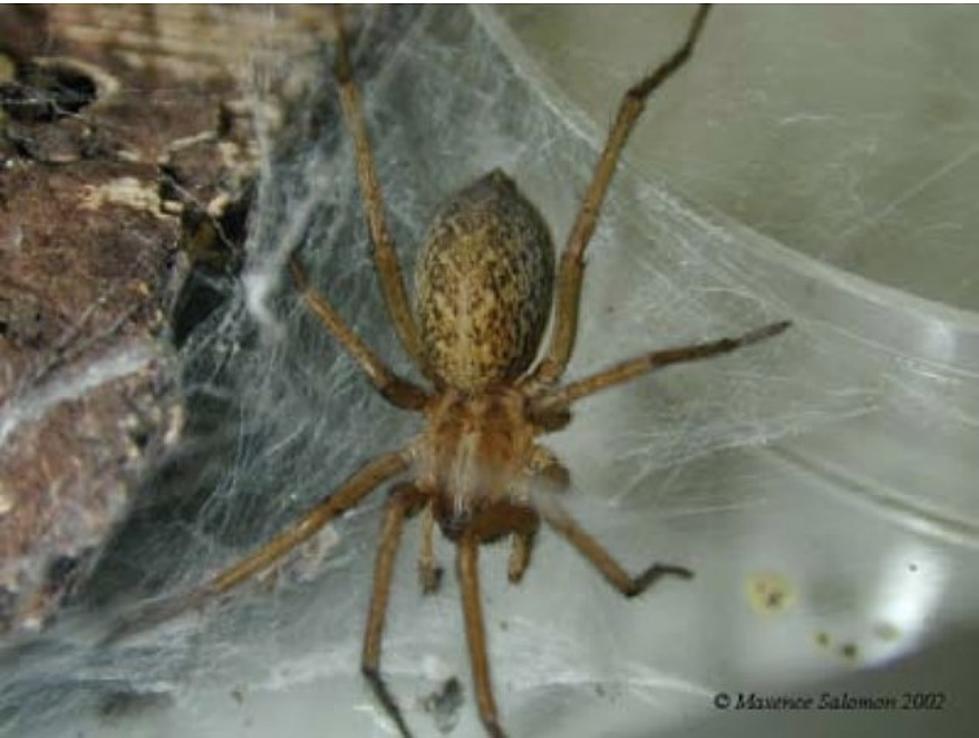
506, 521, 538, 585
330, 6, 430, 379
289, 257, 428, 410
363, 483, 425, 738
530, 451, 693, 598
505, 447, 567, 583
418, 502, 443, 594
533, 4, 713, 386
536, 320, 790, 412
458, 535, 507, 738
104, 449, 409, 644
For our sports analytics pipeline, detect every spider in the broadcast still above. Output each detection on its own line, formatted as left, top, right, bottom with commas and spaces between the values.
112, 4, 789, 737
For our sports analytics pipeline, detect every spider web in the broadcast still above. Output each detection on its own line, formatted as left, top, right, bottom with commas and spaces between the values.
4, 6, 979, 738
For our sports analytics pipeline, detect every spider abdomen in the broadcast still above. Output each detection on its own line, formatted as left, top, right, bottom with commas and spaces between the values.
415, 170, 554, 393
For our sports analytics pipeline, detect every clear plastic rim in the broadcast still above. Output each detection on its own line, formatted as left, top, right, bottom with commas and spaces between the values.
475, 5, 979, 373
475, 6, 979, 549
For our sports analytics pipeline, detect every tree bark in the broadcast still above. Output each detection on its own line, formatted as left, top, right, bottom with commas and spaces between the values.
0, 5, 334, 634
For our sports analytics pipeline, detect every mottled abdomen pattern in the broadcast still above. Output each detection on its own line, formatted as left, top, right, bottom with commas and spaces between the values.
415, 170, 554, 393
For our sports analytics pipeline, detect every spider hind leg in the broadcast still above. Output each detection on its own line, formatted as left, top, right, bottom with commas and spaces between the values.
534, 3, 713, 385
329, 5, 429, 377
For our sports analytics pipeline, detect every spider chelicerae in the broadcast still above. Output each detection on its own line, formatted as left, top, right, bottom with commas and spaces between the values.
113, 4, 790, 737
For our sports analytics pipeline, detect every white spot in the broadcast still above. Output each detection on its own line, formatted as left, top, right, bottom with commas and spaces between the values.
78, 177, 166, 216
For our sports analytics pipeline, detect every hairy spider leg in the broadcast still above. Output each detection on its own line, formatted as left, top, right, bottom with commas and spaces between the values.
419, 502, 444, 593
535, 320, 791, 412
506, 519, 539, 584
534, 4, 713, 386
505, 447, 566, 584
366, 491, 543, 738
209, 450, 410, 591
529, 452, 693, 597
458, 535, 507, 738
362, 483, 426, 738
289, 258, 428, 410
104, 449, 409, 644
330, 6, 431, 380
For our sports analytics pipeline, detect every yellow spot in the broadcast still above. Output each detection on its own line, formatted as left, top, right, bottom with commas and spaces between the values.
746, 571, 796, 615
79, 177, 166, 216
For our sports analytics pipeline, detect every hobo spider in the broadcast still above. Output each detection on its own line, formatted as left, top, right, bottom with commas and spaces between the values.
112, 4, 789, 736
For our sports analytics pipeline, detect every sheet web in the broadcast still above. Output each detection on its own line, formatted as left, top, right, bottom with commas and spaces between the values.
3, 7, 871, 738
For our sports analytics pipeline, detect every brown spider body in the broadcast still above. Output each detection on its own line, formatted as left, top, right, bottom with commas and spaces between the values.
412, 169, 556, 540
417, 386, 539, 540
114, 7, 794, 738
415, 169, 554, 394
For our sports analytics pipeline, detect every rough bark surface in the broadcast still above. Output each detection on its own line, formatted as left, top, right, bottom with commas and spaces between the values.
0, 5, 333, 634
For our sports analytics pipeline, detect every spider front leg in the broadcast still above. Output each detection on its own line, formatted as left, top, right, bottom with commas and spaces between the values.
104, 449, 409, 644
534, 4, 712, 385
363, 483, 426, 738
458, 535, 507, 738
530, 450, 693, 598
506, 448, 566, 584
330, 6, 430, 379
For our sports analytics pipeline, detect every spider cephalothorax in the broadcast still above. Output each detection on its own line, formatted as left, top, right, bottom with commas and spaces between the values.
113, 6, 791, 737
418, 385, 540, 540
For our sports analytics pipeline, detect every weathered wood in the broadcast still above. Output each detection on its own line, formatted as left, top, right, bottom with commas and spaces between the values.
0, 5, 334, 634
